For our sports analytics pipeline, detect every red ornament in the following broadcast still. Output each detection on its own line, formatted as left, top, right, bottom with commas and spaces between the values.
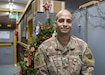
19, 69, 23, 75
43, 1, 51, 11
40, 25, 45, 30
45, 25, 51, 30
15, 24, 18, 37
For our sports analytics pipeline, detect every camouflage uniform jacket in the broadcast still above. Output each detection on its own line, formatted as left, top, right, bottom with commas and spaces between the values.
34, 35, 95, 75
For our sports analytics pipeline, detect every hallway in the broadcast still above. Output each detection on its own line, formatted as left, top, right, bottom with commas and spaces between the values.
0, 64, 20, 75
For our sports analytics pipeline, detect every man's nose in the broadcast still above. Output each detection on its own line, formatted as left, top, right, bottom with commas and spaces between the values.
63, 20, 67, 26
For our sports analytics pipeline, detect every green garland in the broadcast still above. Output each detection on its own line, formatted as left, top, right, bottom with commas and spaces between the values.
19, 18, 55, 75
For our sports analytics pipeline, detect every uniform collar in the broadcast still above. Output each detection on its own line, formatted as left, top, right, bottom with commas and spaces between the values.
54, 35, 75, 52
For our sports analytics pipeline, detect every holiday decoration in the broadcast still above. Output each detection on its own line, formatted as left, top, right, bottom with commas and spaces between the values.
18, 1, 56, 74
43, 0, 51, 11
19, 17, 55, 75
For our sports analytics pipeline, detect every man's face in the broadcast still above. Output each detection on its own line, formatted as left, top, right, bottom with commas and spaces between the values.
56, 11, 72, 35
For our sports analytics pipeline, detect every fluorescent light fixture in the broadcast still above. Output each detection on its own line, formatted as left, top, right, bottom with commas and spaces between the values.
9, 2, 14, 12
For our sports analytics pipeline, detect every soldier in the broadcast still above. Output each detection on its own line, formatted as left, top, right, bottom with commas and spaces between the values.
34, 9, 95, 75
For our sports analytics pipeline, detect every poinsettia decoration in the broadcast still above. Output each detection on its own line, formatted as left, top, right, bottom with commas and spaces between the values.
19, 18, 55, 75
19, 45, 37, 75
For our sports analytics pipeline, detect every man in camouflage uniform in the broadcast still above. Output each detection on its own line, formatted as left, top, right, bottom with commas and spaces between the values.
34, 9, 95, 75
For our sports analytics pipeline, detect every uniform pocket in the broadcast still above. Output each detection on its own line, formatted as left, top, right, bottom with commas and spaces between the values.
69, 55, 83, 74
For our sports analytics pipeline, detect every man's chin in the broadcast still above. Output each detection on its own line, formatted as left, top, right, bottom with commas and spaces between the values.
61, 31, 70, 34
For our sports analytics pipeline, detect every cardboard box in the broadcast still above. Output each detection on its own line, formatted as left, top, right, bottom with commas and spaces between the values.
32, 0, 65, 14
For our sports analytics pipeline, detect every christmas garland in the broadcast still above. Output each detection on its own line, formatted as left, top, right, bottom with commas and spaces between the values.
19, 18, 55, 75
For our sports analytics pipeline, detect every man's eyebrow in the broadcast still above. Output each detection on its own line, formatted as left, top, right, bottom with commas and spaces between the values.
58, 18, 72, 20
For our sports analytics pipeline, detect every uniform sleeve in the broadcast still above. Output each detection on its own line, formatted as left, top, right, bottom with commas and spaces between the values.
81, 47, 95, 75
34, 47, 49, 75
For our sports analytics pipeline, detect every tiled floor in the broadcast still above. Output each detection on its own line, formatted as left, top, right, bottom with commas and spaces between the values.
0, 64, 20, 75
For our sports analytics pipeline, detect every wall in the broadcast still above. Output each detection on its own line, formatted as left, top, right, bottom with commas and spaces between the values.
72, 1, 105, 75
65, 0, 91, 13
0, 30, 14, 65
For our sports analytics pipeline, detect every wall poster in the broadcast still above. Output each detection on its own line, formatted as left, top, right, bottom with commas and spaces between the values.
0, 31, 10, 39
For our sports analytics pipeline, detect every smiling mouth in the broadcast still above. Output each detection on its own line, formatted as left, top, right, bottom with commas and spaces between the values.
62, 28, 69, 30
61, 29, 69, 32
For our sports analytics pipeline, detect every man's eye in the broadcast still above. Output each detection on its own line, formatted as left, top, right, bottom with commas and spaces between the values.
67, 19, 72, 23
58, 19, 72, 23
58, 19, 64, 23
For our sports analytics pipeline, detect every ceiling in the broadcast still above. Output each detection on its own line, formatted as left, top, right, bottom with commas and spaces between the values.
0, 0, 28, 5
0, 0, 102, 17
0, 0, 28, 17
0, 0, 96, 11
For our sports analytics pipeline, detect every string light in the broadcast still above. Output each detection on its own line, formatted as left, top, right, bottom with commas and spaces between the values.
8, 0, 14, 12
9, 2, 13, 12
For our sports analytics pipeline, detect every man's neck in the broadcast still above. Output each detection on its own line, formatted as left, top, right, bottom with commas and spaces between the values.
57, 33, 71, 47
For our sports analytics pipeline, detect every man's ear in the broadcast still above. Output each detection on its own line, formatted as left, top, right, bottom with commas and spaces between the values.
55, 21, 57, 25
55, 21, 57, 26
54, 21, 57, 30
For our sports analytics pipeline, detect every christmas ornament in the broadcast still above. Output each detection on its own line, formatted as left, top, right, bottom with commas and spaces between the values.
43, 0, 51, 11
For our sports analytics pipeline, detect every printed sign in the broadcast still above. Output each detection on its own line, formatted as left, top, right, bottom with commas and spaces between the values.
0, 31, 10, 39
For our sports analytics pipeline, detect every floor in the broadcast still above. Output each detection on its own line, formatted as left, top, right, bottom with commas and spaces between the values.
0, 64, 20, 75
